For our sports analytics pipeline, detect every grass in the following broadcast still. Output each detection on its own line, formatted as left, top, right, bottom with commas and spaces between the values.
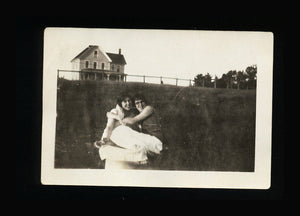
55, 79, 256, 171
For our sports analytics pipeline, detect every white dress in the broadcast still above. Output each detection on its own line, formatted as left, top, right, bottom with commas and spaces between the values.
99, 105, 162, 164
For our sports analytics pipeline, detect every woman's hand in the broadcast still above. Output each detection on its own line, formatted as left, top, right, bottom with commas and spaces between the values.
94, 139, 107, 148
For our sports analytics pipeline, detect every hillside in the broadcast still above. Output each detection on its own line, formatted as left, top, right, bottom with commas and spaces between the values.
55, 79, 256, 171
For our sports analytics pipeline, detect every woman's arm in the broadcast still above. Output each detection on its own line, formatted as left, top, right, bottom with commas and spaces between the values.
106, 112, 122, 121
122, 106, 154, 125
101, 117, 117, 140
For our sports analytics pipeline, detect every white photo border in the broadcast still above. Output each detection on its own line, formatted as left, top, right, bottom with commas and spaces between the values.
41, 28, 273, 189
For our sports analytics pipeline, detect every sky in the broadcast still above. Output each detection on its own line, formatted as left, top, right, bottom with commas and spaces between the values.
44, 28, 273, 86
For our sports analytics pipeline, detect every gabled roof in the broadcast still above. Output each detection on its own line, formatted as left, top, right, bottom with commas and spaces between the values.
106, 52, 127, 65
71, 45, 99, 61
71, 45, 126, 65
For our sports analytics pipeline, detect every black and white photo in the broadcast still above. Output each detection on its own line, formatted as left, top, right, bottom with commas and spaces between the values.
41, 28, 273, 188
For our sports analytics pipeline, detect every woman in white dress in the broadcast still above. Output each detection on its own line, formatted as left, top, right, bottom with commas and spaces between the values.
94, 92, 162, 167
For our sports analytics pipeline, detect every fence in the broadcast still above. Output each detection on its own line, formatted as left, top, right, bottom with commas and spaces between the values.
126, 74, 194, 86
57, 69, 257, 90
57, 69, 198, 87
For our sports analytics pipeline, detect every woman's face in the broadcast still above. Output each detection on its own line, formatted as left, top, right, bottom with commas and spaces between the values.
135, 99, 146, 112
121, 97, 132, 111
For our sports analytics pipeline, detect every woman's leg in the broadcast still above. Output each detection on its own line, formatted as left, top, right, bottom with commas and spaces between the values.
109, 125, 144, 150
129, 130, 162, 154
110, 125, 162, 154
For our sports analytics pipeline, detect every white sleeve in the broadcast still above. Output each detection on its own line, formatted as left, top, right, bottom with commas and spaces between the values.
101, 108, 118, 140
110, 108, 118, 115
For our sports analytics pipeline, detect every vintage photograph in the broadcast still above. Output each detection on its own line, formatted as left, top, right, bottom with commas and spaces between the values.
41, 28, 273, 188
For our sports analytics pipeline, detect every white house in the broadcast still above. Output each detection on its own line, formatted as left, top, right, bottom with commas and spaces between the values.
69, 45, 127, 81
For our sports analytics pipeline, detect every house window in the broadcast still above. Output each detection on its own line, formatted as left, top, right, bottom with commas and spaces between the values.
117, 66, 120, 72
102, 63, 105, 69
94, 51, 98, 58
111, 64, 114, 71
85, 61, 89, 68
93, 62, 97, 69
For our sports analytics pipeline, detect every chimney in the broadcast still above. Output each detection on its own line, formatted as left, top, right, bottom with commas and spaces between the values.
119, 48, 121, 54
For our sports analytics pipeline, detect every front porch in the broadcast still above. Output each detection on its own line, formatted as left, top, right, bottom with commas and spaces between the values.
80, 69, 127, 81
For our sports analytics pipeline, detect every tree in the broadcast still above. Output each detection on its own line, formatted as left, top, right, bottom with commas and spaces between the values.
245, 65, 257, 80
204, 73, 212, 87
221, 73, 230, 89
214, 75, 218, 88
194, 73, 213, 87
193, 74, 205, 87
236, 70, 246, 90
224, 70, 236, 89
193, 64, 257, 89
217, 74, 227, 88
245, 65, 257, 89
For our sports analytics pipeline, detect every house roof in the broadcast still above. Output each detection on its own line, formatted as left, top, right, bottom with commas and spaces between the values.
73, 48, 88, 59
106, 52, 127, 65
71, 45, 126, 65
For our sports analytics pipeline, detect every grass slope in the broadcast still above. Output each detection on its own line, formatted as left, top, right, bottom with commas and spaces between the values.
55, 79, 256, 171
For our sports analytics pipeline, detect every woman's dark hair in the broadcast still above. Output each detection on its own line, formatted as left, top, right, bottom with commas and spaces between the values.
134, 93, 147, 104
116, 91, 134, 108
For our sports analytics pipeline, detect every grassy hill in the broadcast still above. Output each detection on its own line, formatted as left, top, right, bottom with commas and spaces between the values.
55, 79, 256, 171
